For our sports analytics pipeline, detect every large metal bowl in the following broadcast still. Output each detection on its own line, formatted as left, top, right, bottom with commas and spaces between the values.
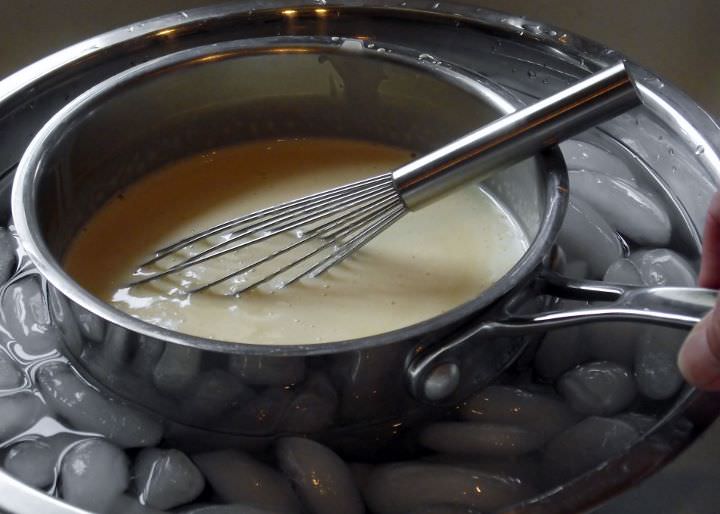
1, 2, 719, 514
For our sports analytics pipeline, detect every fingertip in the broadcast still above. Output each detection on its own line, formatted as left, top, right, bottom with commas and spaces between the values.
678, 316, 720, 391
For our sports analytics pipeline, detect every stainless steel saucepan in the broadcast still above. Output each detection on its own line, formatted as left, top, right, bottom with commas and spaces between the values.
11, 36, 717, 442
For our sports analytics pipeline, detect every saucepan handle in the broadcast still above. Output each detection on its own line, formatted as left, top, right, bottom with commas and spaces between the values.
406, 271, 717, 404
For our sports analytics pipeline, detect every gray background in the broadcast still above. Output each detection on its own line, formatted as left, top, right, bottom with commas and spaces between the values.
2, 0, 720, 115
1, 1, 719, 513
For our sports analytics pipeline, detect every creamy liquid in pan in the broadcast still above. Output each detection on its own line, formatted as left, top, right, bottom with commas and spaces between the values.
64, 139, 528, 345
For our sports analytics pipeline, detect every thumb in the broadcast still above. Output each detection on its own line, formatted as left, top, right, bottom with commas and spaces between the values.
678, 307, 720, 390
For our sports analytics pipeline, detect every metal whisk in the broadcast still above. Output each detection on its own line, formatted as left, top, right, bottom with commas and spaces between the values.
131, 62, 640, 295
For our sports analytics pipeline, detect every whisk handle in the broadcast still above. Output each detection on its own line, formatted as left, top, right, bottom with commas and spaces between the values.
391, 61, 641, 209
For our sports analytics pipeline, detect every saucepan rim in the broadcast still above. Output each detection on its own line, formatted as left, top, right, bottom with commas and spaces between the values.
11, 35, 568, 356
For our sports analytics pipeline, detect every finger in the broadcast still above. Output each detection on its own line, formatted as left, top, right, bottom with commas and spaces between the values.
699, 191, 720, 288
678, 307, 720, 390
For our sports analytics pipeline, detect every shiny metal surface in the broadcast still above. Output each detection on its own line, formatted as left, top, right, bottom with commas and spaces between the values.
393, 62, 639, 208
1, 2, 719, 514
12, 35, 566, 433
409, 276, 718, 402
139, 62, 637, 293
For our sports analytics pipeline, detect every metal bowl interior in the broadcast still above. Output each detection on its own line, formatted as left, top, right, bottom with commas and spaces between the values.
13, 35, 566, 355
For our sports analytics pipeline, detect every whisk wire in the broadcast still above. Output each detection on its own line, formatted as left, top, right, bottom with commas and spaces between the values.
131, 173, 404, 293
233, 200, 406, 295
143, 174, 393, 266
139, 178, 395, 278
187, 194, 403, 294
299, 204, 407, 282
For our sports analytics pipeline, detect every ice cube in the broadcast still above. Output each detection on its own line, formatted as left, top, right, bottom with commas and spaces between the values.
0, 392, 45, 440
60, 438, 129, 512
226, 387, 294, 435
36, 362, 163, 448
629, 248, 697, 287
534, 321, 588, 381
459, 386, 579, 439
276, 437, 364, 514
153, 344, 202, 397
578, 259, 645, 367
131, 336, 165, 379
100, 324, 133, 371
558, 361, 637, 415
424, 454, 539, 489
557, 198, 624, 278
0, 227, 17, 284
181, 370, 255, 420
559, 140, 636, 182
281, 373, 338, 433
332, 345, 409, 423
4, 439, 57, 488
2, 276, 61, 354
614, 412, 658, 434
364, 462, 534, 514
347, 462, 374, 492
0, 346, 23, 389
634, 327, 685, 400
192, 449, 301, 513
419, 421, 545, 457
108, 494, 165, 514
542, 417, 639, 485
3, 433, 83, 489
134, 448, 205, 510
568, 170, 671, 246
604, 258, 643, 284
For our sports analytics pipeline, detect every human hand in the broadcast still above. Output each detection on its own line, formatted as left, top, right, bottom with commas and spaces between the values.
678, 191, 720, 390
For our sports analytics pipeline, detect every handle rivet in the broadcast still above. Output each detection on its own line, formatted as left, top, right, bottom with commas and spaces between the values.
423, 362, 460, 401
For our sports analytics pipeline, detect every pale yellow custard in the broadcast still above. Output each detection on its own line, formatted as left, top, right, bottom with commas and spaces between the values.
64, 138, 528, 344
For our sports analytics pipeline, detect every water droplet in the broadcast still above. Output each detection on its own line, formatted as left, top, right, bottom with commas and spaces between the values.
418, 53, 438, 63
400, 1, 407, 5
542, 78, 549, 84
180, 11, 188, 18
315, 0, 327, 4
128, 26, 135, 32
527, 70, 537, 78
330, 36, 340, 42
548, 29, 558, 37
432, 2, 440, 9
522, 23, 542, 34
668, 147, 675, 156
695, 145, 705, 156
